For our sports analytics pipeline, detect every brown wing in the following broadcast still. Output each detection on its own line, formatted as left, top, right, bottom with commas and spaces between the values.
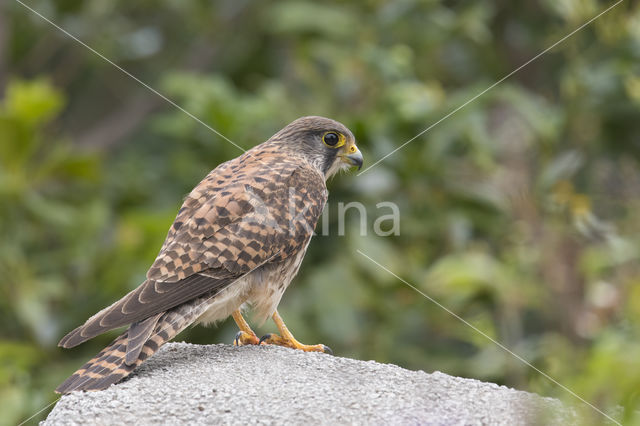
59, 150, 327, 348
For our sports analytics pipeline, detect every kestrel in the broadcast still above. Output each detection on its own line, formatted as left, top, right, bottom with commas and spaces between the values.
56, 116, 363, 393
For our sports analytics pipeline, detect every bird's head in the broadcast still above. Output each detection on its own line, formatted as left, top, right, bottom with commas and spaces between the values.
270, 116, 363, 179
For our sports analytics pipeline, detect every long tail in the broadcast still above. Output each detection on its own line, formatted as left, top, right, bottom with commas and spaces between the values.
56, 297, 210, 394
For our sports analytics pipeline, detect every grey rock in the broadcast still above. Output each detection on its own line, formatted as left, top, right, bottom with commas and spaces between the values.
44, 342, 578, 425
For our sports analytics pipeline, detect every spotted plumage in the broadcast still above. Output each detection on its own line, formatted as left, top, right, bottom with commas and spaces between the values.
56, 116, 363, 393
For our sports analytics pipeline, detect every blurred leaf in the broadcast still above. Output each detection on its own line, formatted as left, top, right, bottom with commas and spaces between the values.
3, 79, 64, 127
265, 2, 355, 38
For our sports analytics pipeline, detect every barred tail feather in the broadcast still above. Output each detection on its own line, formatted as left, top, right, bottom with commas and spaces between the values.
55, 332, 137, 394
56, 296, 211, 394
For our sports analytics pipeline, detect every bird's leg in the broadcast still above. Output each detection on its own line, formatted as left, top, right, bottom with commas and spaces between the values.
232, 310, 260, 346
259, 310, 332, 354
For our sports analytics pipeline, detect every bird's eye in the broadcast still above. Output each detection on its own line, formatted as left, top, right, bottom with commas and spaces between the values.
323, 132, 341, 147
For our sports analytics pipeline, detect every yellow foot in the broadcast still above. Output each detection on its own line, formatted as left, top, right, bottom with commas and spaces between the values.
258, 310, 332, 354
233, 330, 260, 346
231, 310, 259, 346
258, 333, 332, 354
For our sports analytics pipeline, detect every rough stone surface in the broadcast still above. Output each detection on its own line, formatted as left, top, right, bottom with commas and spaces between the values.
44, 342, 577, 425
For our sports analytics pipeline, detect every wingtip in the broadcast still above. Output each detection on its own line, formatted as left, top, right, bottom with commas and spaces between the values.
58, 326, 94, 349
57, 331, 77, 349
57, 334, 71, 348
58, 332, 74, 348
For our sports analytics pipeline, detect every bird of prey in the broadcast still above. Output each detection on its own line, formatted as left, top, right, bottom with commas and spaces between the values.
55, 116, 363, 394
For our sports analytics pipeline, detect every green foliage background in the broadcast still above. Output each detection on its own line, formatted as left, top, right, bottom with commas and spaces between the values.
1, 0, 640, 424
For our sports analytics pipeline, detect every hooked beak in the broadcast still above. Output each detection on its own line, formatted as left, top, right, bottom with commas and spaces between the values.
341, 146, 364, 171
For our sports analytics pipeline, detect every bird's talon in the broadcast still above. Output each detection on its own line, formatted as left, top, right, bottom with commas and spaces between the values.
233, 330, 259, 346
322, 345, 333, 355
258, 333, 272, 346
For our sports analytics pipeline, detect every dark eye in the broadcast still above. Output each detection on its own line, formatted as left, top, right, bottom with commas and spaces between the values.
323, 132, 340, 147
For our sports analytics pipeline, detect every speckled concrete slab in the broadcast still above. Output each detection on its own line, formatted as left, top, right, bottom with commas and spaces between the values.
44, 342, 577, 425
